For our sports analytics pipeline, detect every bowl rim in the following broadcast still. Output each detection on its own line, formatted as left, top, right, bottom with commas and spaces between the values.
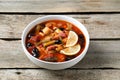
21, 15, 90, 64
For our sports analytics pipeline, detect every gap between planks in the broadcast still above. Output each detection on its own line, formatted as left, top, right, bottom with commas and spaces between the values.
0, 67, 120, 70
0, 12, 120, 15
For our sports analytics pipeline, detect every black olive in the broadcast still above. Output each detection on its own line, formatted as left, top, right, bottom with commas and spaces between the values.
65, 57, 72, 61
32, 48, 40, 58
78, 34, 84, 39
27, 33, 34, 39
66, 56, 75, 61
59, 28, 64, 31
26, 42, 32, 48
55, 40, 62, 44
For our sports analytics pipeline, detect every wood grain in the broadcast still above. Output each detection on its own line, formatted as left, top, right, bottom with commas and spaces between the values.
0, 69, 120, 80
0, 0, 119, 13
0, 14, 120, 38
0, 40, 120, 68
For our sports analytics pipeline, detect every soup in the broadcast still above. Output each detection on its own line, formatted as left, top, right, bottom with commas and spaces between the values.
26, 20, 86, 62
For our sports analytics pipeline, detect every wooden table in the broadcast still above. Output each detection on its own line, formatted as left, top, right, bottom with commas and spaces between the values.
0, 0, 120, 80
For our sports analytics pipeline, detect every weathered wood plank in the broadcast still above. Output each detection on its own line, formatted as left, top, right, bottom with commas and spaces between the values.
0, 14, 120, 38
0, 40, 120, 68
0, 69, 120, 80
0, 0, 119, 12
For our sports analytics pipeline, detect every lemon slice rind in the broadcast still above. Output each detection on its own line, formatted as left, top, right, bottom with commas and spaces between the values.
60, 44, 81, 56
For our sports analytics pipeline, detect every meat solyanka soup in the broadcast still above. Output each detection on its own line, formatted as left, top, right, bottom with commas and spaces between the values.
26, 20, 86, 62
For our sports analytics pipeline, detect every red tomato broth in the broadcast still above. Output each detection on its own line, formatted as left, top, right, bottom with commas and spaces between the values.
26, 20, 86, 62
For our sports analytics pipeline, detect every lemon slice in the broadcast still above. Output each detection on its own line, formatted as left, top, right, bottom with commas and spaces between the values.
60, 44, 81, 56
66, 31, 78, 47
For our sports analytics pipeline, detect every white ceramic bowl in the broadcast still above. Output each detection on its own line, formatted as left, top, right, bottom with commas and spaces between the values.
21, 15, 89, 70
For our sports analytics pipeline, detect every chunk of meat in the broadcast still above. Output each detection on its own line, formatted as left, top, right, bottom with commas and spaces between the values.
46, 45, 57, 51
28, 35, 42, 44
58, 32, 67, 38
39, 53, 57, 62
55, 53, 66, 62
27, 46, 35, 54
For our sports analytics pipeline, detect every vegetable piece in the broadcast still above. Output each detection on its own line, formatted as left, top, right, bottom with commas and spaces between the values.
32, 48, 40, 58
63, 25, 67, 28
55, 28, 62, 33
55, 45, 64, 52
35, 41, 41, 46
40, 35, 52, 43
37, 46, 47, 55
39, 32, 44, 37
52, 35, 59, 40
62, 38, 67, 44
45, 22, 56, 29
43, 40, 55, 47
55, 53, 66, 62
66, 23, 72, 30
35, 24, 45, 34
35, 24, 41, 34
52, 31, 66, 40
42, 27, 52, 35
43, 39, 62, 47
